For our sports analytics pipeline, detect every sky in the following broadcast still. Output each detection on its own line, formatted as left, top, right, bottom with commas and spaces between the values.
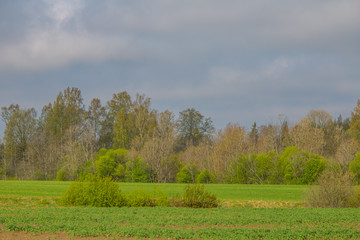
1, 0, 360, 137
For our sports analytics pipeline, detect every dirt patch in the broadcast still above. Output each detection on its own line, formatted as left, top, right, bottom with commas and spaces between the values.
222, 200, 304, 208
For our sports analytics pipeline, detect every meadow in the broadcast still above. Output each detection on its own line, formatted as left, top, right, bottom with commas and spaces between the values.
1, 181, 360, 239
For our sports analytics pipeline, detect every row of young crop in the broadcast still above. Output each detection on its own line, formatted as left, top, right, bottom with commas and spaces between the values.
1, 206, 360, 239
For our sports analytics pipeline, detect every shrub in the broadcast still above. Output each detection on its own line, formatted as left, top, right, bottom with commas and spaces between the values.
349, 153, 360, 184
126, 190, 156, 207
306, 171, 358, 208
56, 169, 67, 181
126, 187, 169, 207
58, 174, 126, 207
182, 184, 219, 208
196, 169, 215, 183
176, 167, 192, 183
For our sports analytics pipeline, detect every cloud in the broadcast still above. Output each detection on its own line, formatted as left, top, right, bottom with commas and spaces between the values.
44, 0, 84, 25
0, 30, 138, 71
1, 0, 359, 72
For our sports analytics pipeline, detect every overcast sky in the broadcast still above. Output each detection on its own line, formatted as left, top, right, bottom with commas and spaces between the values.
1, 0, 360, 137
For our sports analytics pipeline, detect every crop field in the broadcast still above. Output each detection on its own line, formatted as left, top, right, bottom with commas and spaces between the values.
1, 181, 360, 239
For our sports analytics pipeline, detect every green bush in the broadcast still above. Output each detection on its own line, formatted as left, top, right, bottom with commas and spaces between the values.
126, 190, 155, 207
58, 174, 126, 207
349, 153, 360, 184
56, 169, 67, 181
126, 187, 169, 207
182, 184, 219, 208
196, 169, 215, 183
176, 167, 193, 183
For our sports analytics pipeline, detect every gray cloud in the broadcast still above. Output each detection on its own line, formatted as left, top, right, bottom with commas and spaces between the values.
0, 0, 359, 136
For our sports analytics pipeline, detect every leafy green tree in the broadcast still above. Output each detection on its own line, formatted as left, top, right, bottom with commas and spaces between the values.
43, 87, 85, 142
176, 108, 214, 149
94, 148, 128, 181
125, 158, 151, 182
100, 91, 132, 149
283, 146, 326, 184
301, 157, 326, 184
227, 154, 252, 184
196, 169, 215, 184
349, 153, 360, 184
176, 166, 193, 183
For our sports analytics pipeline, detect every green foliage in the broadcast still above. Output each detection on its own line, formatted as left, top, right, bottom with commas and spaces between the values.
196, 169, 215, 183
125, 158, 151, 183
94, 148, 128, 180
56, 169, 67, 181
0, 167, 4, 179
125, 187, 169, 207
349, 152, 360, 184
176, 166, 193, 183
126, 189, 156, 207
182, 184, 219, 208
283, 146, 326, 185
301, 157, 326, 184
58, 174, 126, 207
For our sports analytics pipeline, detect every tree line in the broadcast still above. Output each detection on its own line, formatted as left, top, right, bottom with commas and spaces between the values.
1, 87, 360, 184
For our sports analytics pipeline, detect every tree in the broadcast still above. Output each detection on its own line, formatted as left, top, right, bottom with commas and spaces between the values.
349, 99, 360, 143
306, 109, 333, 129
290, 118, 325, 155
94, 148, 128, 181
57, 124, 96, 180
87, 98, 106, 144
0, 138, 4, 179
256, 124, 277, 154
2, 107, 37, 179
249, 122, 258, 152
130, 94, 157, 151
349, 153, 360, 184
108, 91, 133, 149
335, 138, 359, 168
125, 158, 151, 182
282, 146, 326, 185
213, 123, 248, 182
44, 87, 85, 142
278, 120, 291, 152
140, 110, 178, 182
176, 108, 214, 149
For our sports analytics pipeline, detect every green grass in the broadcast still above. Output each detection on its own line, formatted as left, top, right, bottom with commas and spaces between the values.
1, 181, 359, 239
0, 180, 308, 202
1, 206, 360, 239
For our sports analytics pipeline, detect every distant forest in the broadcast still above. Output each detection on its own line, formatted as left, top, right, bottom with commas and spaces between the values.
1, 87, 360, 184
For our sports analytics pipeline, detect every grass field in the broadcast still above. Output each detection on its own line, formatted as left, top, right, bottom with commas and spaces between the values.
1, 181, 359, 239
0, 180, 307, 200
